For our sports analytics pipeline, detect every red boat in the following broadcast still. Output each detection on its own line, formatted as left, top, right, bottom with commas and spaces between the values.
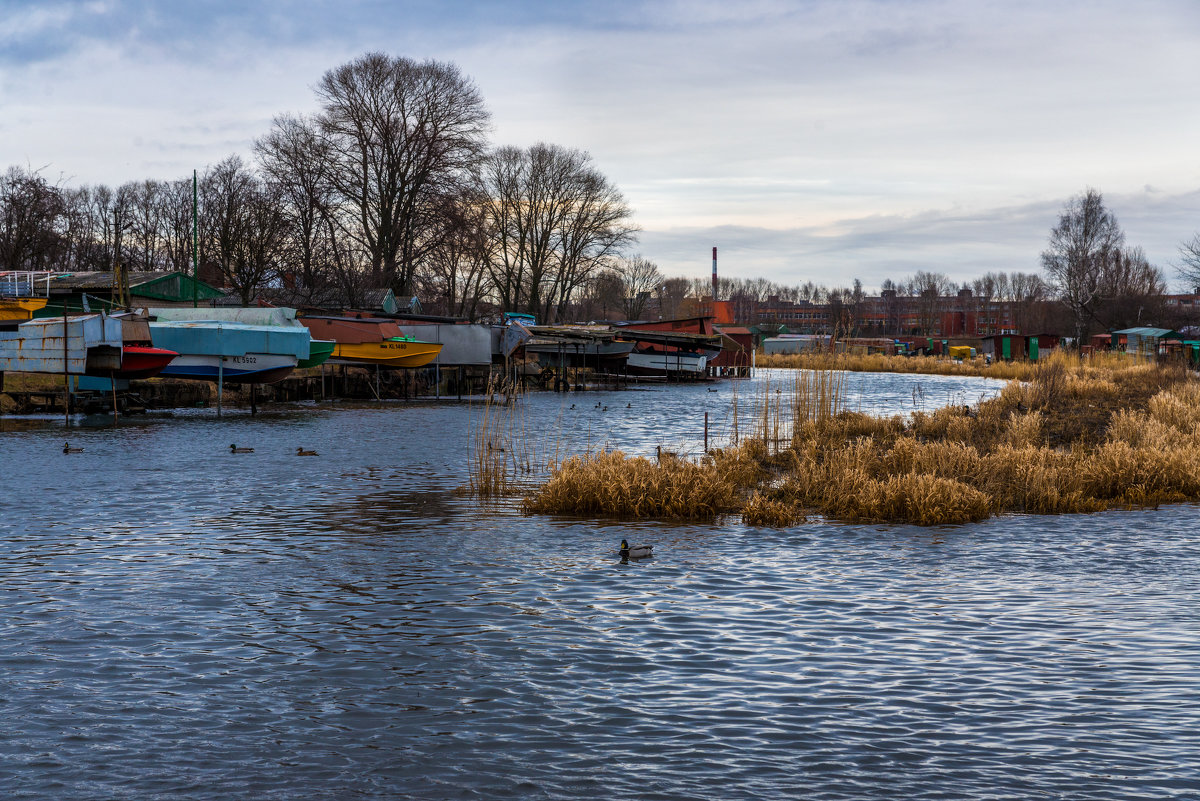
84, 312, 178, 379
116, 345, 178, 379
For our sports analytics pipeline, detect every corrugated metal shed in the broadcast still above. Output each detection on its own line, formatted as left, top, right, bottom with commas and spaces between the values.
0, 315, 122, 374
396, 322, 492, 366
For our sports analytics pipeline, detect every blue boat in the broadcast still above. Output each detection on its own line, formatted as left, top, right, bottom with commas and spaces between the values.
149, 320, 311, 384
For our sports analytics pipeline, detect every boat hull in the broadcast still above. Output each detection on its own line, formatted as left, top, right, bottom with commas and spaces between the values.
329, 339, 442, 368
89, 345, 179, 380
626, 351, 708, 376
297, 339, 336, 369
157, 353, 297, 384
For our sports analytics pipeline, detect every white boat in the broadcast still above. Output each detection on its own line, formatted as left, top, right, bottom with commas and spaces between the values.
626, 351, 707, 376
149, 320, 309, 384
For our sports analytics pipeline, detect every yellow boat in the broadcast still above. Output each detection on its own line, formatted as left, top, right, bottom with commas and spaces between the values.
0, 297, 48, 321
332, 336, 443, 368
300, 315, 443, 368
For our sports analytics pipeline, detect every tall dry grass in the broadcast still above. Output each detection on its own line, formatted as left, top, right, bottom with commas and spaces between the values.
520, 350, 1200, 526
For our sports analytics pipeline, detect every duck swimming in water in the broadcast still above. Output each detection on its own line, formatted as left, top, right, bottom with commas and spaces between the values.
296, 447, 318, 456
63, 442, 83, 454
230, 444, 254, 453
619, 539, 653, 559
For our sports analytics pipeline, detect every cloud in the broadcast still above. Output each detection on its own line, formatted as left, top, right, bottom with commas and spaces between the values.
643, 188, 1200, 290
2, 0, 1199, 290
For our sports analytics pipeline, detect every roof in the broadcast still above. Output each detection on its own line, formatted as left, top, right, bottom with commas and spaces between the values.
222, 287, 411, 314
38, 271, 225, 301
716, 326, 753, 335
1112, 327, 1182, 339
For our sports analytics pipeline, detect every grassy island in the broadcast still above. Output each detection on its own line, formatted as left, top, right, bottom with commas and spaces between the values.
521, 352, 1200, 526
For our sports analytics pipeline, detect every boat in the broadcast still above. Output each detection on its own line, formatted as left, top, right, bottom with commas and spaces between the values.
111, 344, 179, 379
0, 297, 48, 322
626, 350, 708, 376
107, 311, 177, 379
148, 320, 310, 384
299, 315, 442, 368
149, 306, 334, 370
522, 326, 635, 370
296, 339, 335, 369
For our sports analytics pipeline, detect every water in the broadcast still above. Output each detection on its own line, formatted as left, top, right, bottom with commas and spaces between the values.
3, 370, 1199, 800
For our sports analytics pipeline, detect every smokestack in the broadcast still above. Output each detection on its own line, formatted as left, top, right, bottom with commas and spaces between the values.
712, 246, 718, 302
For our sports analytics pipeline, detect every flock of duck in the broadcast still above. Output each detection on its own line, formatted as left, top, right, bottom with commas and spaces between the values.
62, 441, 318, 456
62, 442, 652, 559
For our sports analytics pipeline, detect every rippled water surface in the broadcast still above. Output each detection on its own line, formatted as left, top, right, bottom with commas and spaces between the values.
3, 371, 1199, 799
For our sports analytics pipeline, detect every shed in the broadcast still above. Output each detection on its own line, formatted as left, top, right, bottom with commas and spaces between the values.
30, 271, 224, 312
1112, 327, 1182, 361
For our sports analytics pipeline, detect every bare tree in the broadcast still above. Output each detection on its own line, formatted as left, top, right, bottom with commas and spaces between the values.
416, 190, 492, 318
1095, 246, 1166, 330
256, 113, 338, 296
616, 255, 661, 320
1041, 188, 1125, 342
314, 52, 490, 295
659, 277, 690, 320
0, 166, 67, 270
477, 143, 635, 322
1178, 233, 1200, 293
200, 155, 285, 304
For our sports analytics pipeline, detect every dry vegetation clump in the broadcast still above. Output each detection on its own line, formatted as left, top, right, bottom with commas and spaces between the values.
521, 450, 740, 521
756, 351, 1036, 380
741, 492, 806, 526
519, 352, 1200, 527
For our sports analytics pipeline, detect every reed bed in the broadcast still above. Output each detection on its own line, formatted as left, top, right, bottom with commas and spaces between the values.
756, 350, 1037, 380
521, 349, 1200, 526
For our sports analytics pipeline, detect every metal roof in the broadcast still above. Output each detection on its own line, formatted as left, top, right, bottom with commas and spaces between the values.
1112, 327, 1182, 339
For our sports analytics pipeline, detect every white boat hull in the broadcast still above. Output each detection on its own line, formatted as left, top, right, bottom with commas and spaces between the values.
626, 351, 707, 375
157, 353, 297, 384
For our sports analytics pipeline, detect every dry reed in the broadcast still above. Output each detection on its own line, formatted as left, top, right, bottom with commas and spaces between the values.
521, 350, 1200, 527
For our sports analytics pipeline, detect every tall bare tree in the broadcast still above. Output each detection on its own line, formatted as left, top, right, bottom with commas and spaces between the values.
200, 155, 285, 304
313, 52, 490, 295
1041, 188, 1125, 342
616, 255, 661, 320
0, 166, 67, 271
1178, 233, 1200, 293
478, 143, 635, 322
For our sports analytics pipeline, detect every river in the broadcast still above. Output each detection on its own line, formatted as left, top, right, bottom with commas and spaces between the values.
2, 370, 1198, 799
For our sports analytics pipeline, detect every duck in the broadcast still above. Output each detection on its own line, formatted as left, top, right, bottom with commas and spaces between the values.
63, 442, 83, 454
626, 402, 632, 409
296, 447, 318, 456
230, 444, 254, 453
619, 539, 653, 559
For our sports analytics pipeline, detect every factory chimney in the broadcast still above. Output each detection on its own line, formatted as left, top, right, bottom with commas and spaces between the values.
712, 246, 718, 302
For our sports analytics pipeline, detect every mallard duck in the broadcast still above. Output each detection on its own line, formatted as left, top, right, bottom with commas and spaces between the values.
296, 447, 318, 456
230, 444, 254, 453
619, 539, 653, 559
63, 442, 83, 454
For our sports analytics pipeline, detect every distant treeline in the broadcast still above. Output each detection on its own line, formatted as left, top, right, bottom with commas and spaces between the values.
2, 52, 1198, 332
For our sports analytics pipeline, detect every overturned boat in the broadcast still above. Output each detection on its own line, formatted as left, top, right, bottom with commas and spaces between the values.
148, 320, 310, 384
148, 306, 334, 369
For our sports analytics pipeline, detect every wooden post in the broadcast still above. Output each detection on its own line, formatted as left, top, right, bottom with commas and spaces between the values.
62, 304, 70, 425
111, 372, 119, 424
704, 411, 708, 453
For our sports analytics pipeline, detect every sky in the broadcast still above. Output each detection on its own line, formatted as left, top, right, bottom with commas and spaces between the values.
3, 0, 1200, 291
